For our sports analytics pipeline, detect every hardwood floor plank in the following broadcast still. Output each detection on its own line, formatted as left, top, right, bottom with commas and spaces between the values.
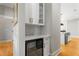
59, 37, 79, 56
0, 40, 13, 56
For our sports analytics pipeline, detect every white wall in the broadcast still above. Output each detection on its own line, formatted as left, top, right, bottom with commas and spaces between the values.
60, 3, 79, 44
51, 3, 60, 54
60, 20, 67, 44
17, 4, 25, 56
61, 3, 79, 21
61, 20, 67, 31
5, 19, 13, 40
0, 5, 13, 40
45, 3, 61, 55
0, 18, 12, 40
61, 3, 79, 32
0, 17, 5, 40
67, 19, 79, 37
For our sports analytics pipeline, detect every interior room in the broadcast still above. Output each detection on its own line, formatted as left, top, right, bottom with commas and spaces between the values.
0, 3, 79, 56
60, 3, 79, 56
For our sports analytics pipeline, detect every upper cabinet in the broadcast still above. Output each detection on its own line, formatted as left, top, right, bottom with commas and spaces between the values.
25, 3, 45, 25
39, 3, 45, 25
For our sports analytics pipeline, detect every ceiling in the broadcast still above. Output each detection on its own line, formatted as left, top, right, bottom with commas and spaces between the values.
61, 3, 79, 20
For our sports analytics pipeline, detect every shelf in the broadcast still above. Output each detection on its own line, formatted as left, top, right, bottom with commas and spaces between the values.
25, 23, 44, 26
0, 15, 13, 20
25, 34, 50, 41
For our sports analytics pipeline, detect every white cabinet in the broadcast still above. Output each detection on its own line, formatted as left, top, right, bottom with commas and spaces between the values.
39, 3, 45, 25
25, 3, 44, 25
43, 37, 50, 56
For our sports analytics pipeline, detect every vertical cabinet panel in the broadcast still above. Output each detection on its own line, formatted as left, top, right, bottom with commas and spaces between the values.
43, 37, 50, 56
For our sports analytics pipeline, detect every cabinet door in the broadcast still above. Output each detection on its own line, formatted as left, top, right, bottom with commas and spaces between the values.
31, 3, 39, 24
25, 3, 29, 23
43, 37, 50, 56
39, 3, 45, 25
25, 3, 39, 24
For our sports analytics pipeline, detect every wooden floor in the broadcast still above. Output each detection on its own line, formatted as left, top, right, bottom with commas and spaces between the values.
59, 37, 79, 56
0, 40, 13, 56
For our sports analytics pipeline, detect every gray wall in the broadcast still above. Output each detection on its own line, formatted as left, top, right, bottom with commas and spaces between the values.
18, 4, 25, 56
0, 5, 13, 40
45, 3, 60, 55
13, 4, 25, 56
67, 19, 79, 36
45, 3, 53, 55
0, 17, 5, 40
51, 3, 60, 53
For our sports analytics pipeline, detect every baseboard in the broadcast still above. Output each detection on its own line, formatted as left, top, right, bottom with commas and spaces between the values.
51, 48, 61, 56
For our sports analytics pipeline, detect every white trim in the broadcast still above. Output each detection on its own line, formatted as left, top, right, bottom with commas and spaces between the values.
51, 48, 61, 56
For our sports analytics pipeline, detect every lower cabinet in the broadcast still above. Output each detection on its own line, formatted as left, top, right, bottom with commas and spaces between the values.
43, 37, 50, 56
25, 37, 50, 56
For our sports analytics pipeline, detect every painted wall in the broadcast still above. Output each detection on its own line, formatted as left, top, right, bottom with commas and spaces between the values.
61, 3, 79, 21
60, 20, 67, 31
0, 18, 12, 40
51, 3, 60, 54
0, 5, 13, 40
45, 3, 61, 55
0, 17, 5, 40
60, 20, 67, 44
67, 19, 79, 37
61, 3, 79, 38
45, 3, 53, 55
17, 4, 25, 56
